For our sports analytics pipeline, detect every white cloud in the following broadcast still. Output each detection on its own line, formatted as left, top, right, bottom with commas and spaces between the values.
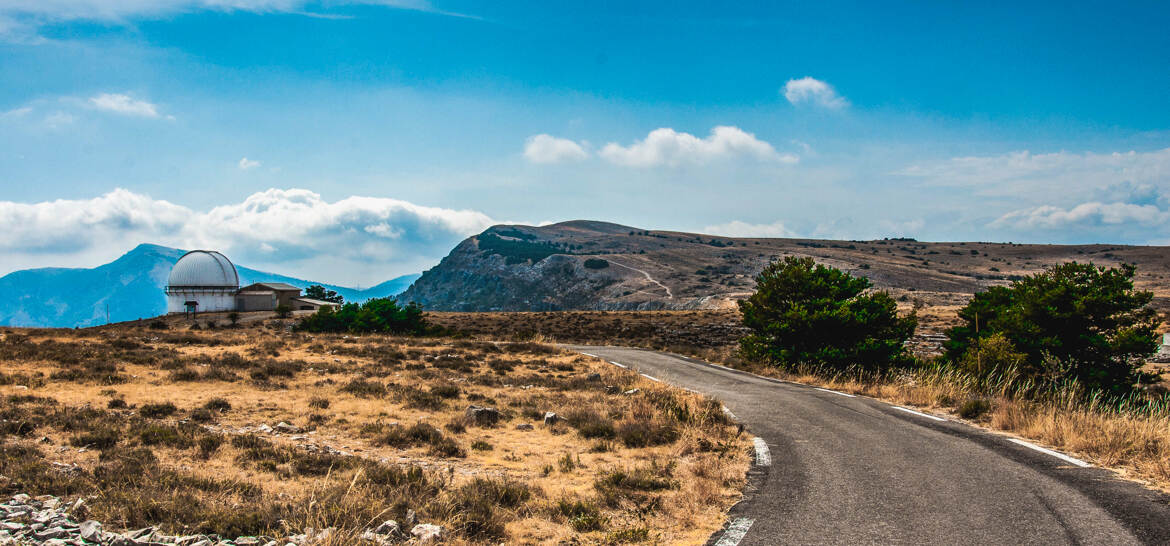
703, 220, 798, 238
88, 93, 162, 118
0, 0, 469, 39
991, 202, 1170, 230
238, 157, 261, 170
894, 148, 1170, 199
523, 134, 588, 164
783, 77, 848, 109
42, 111, 75, 129
0, 188, 495, 285
599, 126, 797, 168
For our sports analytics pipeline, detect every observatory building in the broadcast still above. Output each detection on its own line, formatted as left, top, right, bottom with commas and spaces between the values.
165, 250, 241, 314
165, 250, 342, 315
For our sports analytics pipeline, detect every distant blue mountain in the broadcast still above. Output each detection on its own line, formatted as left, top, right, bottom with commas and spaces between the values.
0, 244, 421, 328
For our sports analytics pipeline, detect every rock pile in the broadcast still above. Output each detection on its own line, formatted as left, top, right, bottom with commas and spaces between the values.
0, 494, 445, 545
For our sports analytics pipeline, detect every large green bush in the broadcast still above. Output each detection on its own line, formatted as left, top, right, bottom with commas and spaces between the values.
738, 256, 916, 371
294, 298, 427, 334
944, 262, 1160, 396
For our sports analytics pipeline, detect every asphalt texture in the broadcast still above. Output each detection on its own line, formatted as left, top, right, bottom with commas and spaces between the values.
565, 345, 1170, 546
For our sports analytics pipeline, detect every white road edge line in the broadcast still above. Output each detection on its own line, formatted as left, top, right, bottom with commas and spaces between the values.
609, 361, 627, 369
640, 373, 661, 382
581, 352, 598, 358
893, 406, 946, 422
815, 387, 856, 398
722, 405, 737, 420
714, 517, 755, 546
1008, 438, 1091, 468
752, 437, 772, 467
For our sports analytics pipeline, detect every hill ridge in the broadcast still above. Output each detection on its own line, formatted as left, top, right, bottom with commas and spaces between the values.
399, 222, 1170, 318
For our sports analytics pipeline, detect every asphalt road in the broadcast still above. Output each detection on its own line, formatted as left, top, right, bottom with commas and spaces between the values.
566, 345, 1170, 546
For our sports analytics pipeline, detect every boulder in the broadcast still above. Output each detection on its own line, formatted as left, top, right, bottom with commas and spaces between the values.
372, 520, 402, 537
542, 412, 561, 425
410, 524, 444, 543
464, 406, 500, 426
79, 520, 103, 542
274, 422, 301, 434
514, 423, 534, 431
586, 373, 602, 382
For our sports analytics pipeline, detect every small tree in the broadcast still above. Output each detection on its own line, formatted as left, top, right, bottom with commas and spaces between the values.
305, 285, 344, 304
275, 304, 292, 318
227, 312, 240, 326
738, 256, 917, 371
944, 262, 1160, 396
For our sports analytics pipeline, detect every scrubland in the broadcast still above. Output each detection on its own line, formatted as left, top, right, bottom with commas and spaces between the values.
433, 309, 1170, 492
0, 320, 749, 544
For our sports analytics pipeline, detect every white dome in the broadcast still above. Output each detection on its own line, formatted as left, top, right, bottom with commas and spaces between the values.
167, 250, 239, 289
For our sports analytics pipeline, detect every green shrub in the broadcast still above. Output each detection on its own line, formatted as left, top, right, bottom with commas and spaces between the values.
616, 421, 678, 448
203, 398, 232, 412
70, 428, 120, 450
308, 396, 330, 409
446, 478, 531, 539
945, 262, 1160, 396
198, 435, 224, 458
294, 298, 427, 335
470, 439, 493, 451
957, 399, 992, 419
339, 378, 388, 398
957, 333, 1026, 376
139, 402, 178, 419
583, 258, 610, 270
738, 256, 916, 371
565, 410, 615, 439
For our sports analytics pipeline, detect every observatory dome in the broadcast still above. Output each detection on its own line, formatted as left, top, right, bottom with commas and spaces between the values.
167, 250, 240, 289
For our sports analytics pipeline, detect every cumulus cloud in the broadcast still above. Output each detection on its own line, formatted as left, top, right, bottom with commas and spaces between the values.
88, 93, 163, 118
702, 220, 798, 238
0, 188, 495, 285
991, 202, 1170, 230
599, 126, 797, 168
523, 134, 588, 164
783, 77, 848, 109
238, 157, 261, 170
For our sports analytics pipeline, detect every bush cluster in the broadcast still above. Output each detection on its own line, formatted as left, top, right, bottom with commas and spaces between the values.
294, 298, 428, 334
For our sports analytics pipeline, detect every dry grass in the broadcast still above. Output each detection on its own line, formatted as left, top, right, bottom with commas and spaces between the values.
710, 353, 1170, 491
0, 323, 750, 544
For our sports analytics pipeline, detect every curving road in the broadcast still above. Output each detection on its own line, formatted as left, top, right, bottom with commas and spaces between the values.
566, 345, 1170, 546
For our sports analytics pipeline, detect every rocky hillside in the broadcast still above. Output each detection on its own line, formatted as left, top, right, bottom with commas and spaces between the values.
399, 220, 1170, 315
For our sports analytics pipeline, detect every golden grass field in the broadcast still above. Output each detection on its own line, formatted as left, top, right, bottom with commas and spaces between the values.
0, 318, 750, 544
430, 309, 1170, 494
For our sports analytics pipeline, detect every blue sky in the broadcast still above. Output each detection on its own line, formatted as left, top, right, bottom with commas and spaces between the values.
1, 1, 1169, 285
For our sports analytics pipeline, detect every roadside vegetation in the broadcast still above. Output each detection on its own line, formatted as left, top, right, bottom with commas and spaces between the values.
429, 259, 1170, 492
734, 258, 1170, 490
0, 322, 749, 544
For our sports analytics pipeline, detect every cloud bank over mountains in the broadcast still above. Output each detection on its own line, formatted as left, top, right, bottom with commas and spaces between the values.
0, 188, 494, 286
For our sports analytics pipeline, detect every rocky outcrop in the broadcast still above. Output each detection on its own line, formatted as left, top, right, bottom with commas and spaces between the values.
0, 493, 444, 546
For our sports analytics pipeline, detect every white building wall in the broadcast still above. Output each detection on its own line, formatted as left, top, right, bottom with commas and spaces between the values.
167, 291, 237, 314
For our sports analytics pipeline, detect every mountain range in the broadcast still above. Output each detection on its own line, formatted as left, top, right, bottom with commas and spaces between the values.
7, 222, 1170, 329
0, 244, 419, 328
400, 221, 1170, 320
